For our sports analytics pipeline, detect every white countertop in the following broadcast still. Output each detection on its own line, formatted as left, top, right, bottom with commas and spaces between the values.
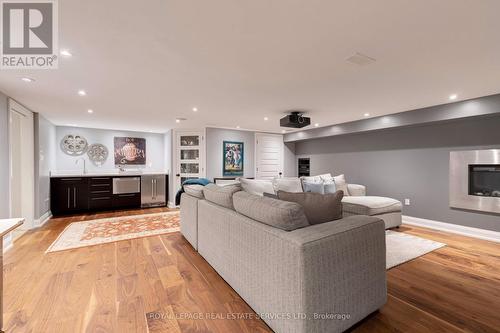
50, 170, 168, 178
0, 218, 24, 236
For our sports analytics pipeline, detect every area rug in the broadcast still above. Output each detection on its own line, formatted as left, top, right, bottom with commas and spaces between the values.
46, 212, 180, 253
386, 230, 445, 269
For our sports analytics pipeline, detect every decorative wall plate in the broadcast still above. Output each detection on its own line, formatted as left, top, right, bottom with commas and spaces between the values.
87, 143, 109, 166
60, 134, 88, 156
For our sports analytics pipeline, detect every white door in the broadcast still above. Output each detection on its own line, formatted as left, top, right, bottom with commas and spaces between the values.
9, 99, 35, 230
174, 130, 205, 192
255, 133, 284, 179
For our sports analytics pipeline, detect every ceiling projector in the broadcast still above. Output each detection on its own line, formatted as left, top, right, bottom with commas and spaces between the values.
280, 112, 311, 128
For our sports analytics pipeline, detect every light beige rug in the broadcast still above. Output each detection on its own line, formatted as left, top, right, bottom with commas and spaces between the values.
386, 230, 445, 269
46, 212, 180, 253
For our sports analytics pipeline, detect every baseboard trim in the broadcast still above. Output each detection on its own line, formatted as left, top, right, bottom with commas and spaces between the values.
35, 211, 52, 228
3, 242, 13, 253
402, 215, 500, 243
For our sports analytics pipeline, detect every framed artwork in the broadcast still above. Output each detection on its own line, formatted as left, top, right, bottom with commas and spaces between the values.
223, 141, 244, 176
114, 137, 146, 165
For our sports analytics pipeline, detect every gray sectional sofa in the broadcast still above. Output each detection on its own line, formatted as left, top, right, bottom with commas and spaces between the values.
180, 184, 387, 333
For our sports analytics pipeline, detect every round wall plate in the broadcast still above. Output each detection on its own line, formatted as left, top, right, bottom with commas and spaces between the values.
87, 143, 109, 166
60, 134, 88, 156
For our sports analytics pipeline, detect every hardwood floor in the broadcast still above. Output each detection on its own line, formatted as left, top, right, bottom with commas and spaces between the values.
3, 208, 500, 333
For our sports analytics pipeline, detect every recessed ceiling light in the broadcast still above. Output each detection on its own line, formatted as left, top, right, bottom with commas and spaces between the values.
449, 94, 458, 100
236, 126, 240, 129
78, 90, 86, 96
314, 123, 319, 127
21, 77, 34, 82
281, 130, 286, 133
192, 107, 198, 112
87, 109, 93, 114
175, 119, 180, 123
364, 113, 370, 117
60, 49, 72, 57
264, 117, 269, 121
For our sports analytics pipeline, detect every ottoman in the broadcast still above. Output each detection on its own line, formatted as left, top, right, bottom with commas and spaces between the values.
342, 196, 402, 229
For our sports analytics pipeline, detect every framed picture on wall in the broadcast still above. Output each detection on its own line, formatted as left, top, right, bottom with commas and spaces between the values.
223, 141, 244, 176
114, 137, 146, 165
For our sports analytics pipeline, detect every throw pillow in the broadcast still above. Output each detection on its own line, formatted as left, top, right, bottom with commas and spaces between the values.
333, 174, 350, 196
302, 181, 325, 194
202, 183, 241, 210
277, 190, 344, 225
272, 177, 303, 193
300, 175, 322, 183
324, 182, 337, 194
239, 178, 275, 196
233, 191, 309, 231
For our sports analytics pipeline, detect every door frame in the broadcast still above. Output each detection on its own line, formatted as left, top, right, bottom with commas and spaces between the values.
254, 132, 284, 179
8, 99, 35, 230
172, 128, 206, 194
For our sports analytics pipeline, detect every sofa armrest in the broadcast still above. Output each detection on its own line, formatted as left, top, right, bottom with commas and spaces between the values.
285, 216, 387, 332
347, 183, 366, 196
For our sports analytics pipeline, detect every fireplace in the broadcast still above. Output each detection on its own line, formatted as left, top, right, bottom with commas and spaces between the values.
469, 165, 500, 197
450, 149, 500, 214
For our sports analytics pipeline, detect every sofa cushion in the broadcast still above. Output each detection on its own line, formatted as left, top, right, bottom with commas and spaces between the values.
239, 178, 275, 196
277, 190, 344, 225
184, 184, 205, 199
263, 192, 279, 199
272, 177, 303, 193
342, 196, 402, 216
233, 191, 309, 231
202, 183, 241, 210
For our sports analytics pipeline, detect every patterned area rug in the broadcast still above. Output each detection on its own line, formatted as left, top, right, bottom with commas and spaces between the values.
46, 212, 180, 253
386, 230, 445, 269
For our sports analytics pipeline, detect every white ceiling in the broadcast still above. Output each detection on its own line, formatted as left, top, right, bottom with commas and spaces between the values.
1, 0, 500, 133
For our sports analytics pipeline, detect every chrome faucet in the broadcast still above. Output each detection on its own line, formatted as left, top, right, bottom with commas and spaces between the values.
118, 164, 125, 172
75, 157, 87, 174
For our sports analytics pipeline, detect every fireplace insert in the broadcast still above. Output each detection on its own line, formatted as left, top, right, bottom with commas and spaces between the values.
469, 164, 500, 197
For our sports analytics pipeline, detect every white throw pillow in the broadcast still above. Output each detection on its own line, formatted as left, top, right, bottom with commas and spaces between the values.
333, 174, 350, 196
300, 175, 323, 183
239, 178, 275, 196
272, 177, 303, 193
319, 173, 333, 181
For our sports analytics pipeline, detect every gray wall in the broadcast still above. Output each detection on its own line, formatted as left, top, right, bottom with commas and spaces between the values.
284, 142, 297, 177
206, 127, 256, 181
55, 126, 166, 172
34, 114, 56, 219
0, 92, 9, 218
295, 116, 500, 232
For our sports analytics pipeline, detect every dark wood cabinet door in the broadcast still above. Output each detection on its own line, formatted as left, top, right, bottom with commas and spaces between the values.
73, 181, 89, 211
51, 178, 89, 215
51, 180, 73, 215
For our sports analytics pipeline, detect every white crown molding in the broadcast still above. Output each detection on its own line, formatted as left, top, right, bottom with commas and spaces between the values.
403, 215, 500, 243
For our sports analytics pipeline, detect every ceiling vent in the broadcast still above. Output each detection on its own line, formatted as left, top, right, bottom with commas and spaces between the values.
346, 52, 376, 66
